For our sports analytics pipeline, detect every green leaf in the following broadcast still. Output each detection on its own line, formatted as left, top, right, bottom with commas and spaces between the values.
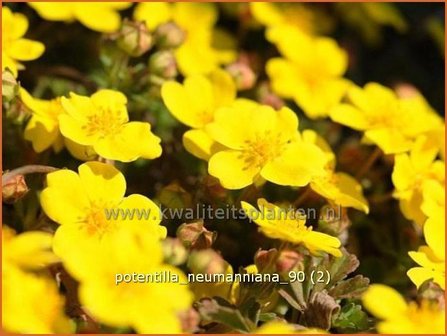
332, 302, 370, 333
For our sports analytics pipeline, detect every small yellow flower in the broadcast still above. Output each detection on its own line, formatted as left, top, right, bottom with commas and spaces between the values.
20, 88, 65, 153
206, 102, 327, 189
59, 89, 162, 162
330, 83, 443, 154
29, 2, 131, 33
241, 199, 342, 257
392, 136, 444, 226
362, 284, 445, 334
3, 266, 73, 334
2, 7, 45, 77
76, 227, 193, 333
134, 2, 236, 75
266, 25, 350, 119
303, 130, 369, 213
40, 161, 166, 277
407, 180, 445, 290
162, 69, 236, 160
20, 88, 98, 160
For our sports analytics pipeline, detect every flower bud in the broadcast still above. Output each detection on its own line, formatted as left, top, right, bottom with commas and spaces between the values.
257, 82, 284, 110
225, 61, 256, 90
162, 238, 188, 265
187, 249, 226, 275
177, 220, 216, 250
254, 248, 277, 272
2, 70, 19, 103
419, 281, 445, 309
155, 22, 186, 49
149, 50, 177, 79
276, 249, 302, 273
2, 174, 28, 203
117, 20, 153, 57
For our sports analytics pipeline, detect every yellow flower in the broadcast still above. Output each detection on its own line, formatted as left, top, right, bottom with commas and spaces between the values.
59, 90, 162, 162
20, 88, 65, 153
2, 227, 72, 333
134, 2, 236, 75
40, 161, 166, 277
2, 226, 59, 271
407, 180, 445, 290
250, 2, 333, 36
330, 83, 443, 154
206, 101, 327, 189
266, 25, 350, 119
3, 266, 73, 334
392, 136, 445, 226
362, 284, 445, 334
162, 69, 236, 160
2, 7, 45, 77
241, 199, 342, 257
303, 130, 369, 213
28, 2, 131, 33
76, 227, 192, 333
20, 88, 104, 160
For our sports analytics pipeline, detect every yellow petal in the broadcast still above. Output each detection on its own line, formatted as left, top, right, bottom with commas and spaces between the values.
40, 169, 89, 224
261, 142, 326, 187
208, 150, 259, 189
116, 194, 166, 239
407, 267, 445, 290
208, 68, 236, 109
8, 10, 29, 39
58, 113, 97, 146
362, 284, 407, 320
91, 90, 128, 119
78, 161, 126, 205
182, 129, 224, 161
311, 172, 369, 213
423, 211, 445, 261
94, 122, 162, 162
364, 128, 412, 154
28, 3, 75, 21
161, 80, 208, 128
330, 103, 369, 130
134, 2, 172, 31
75, 6, 121, 33
304, 231, 342, 257
24, 115, 60, 153
64, 138, 97, 161
8, 39, 45, 61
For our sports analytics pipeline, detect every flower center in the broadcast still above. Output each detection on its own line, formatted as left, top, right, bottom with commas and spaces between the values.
241, 131, 288, 169
83, 202, 117, 238
82, 107, 125, 138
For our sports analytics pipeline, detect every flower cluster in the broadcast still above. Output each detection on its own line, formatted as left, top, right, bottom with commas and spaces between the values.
2, 2, 445, 335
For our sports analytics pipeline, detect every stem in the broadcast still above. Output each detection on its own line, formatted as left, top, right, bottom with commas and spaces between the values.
355, 147, 382, 179
293, 186, 312, 207
2, 165, 58, 185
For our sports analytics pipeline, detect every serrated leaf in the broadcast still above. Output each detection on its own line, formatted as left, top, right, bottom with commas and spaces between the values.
332, 302, 370, 333
328, 275, 370, 299
195, 297, 252, 333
